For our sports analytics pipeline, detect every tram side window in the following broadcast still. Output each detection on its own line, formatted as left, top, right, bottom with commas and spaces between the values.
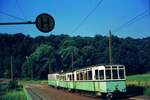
99, 70, 104, 80
119, 69, 125, 79
112, 69, 118, 79
106, 69, 111, 79
67, 75, 69, 80
64, 76, 66, 80
88, 70, 92, 80
95, 70, 98, 80
56, 75, 59, 80
77, 73, 79, 80
61, 76, 66, 81
83, 72, 87, 80
69, 75, 71, 80
80, 72, 83, 80
72, 74, 74, 80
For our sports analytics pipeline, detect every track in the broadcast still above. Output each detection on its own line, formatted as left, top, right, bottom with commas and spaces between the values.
26, 87, 43, 100
25, 84, 150, 100
25, 84, 101, 100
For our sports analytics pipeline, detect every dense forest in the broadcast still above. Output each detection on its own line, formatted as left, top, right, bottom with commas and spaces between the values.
0, 33, 150, 79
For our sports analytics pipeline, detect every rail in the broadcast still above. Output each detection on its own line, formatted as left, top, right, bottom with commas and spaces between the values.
25, 85, 43, 100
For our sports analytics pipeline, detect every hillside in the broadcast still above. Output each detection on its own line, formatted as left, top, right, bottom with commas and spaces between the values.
0, 33, 150, 79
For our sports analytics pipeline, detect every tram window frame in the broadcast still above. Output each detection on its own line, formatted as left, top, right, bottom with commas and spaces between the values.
119, 69, 125, 79
106, 69, 111, 79
99, 70, 104, 80
95, 69, 99, 80
112, 69, 118, 79
87, 70, 92, 80
119, 66, 124, 68
105, 66, 111, 68
112, 66, 117, 68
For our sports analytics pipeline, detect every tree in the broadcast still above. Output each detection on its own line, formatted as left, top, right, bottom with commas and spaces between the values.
22, 44, 55, 79
59, 46, 79, 71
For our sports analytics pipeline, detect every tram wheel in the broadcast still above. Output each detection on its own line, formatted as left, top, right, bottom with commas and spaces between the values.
106, 93, 113, 100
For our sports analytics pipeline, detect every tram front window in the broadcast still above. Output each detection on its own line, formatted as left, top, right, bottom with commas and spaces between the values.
119, 69, 125, 79
99, 70, 104, 80
112, 69, 118, 79
88, 70, 92, 80
95, 70, 98, 80
106, 69, 111, 79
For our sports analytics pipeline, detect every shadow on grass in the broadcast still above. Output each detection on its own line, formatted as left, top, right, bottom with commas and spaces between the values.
125, 85, 144, 97
110, 85, 145, 100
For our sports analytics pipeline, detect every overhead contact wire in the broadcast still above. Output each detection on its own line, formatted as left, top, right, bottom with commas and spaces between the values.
71, 0, 104, 34
16, 0, 27, 21
112, 9, 149, 33
0, 11, 25, 21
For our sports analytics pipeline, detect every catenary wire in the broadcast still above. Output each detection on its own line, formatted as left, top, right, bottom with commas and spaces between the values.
0, 11, 26, 21
15, 0, 27, 21
71, 0, 104, 34
112, 9, 149, 33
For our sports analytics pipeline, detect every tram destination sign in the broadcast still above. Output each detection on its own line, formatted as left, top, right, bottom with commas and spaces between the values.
0, 13, 55, 33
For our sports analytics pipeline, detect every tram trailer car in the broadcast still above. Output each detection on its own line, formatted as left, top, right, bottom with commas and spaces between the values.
48, 65, 126, 97
48, 73, 59, 87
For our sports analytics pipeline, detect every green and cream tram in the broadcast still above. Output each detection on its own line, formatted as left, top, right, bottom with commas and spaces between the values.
48, 65, 126, 97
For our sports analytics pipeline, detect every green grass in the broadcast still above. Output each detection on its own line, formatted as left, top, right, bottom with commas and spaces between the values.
0, 79, 27, 100
0, 89, 27, 100
127, 73, 150, 81
127, 73, 150, 87
28, 80, 47, 84
127, 73, 150, 96
144, 88, 150, 96
19, 79, 48, 85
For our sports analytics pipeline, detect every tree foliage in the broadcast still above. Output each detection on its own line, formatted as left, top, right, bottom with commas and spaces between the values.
0, 33, 150, 79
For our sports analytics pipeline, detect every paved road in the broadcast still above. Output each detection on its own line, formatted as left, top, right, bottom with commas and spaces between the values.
25, 84, 150, 100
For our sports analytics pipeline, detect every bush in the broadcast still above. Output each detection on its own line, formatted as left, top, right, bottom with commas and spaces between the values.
144, 88, 150, 96
8, 80, 22, 90
0, 89, 27, 100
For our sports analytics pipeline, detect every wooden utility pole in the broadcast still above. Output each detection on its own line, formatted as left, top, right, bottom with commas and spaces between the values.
109, 31, 112, 64
10, 56, 13, 81
49, 62, 51, 74
31, 65, 33, 80
71, 52, 74, 72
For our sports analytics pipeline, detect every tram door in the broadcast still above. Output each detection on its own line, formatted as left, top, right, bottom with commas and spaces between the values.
94, 69, 105, 92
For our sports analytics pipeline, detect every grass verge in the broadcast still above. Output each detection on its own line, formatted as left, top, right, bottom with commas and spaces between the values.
127, 73, 150, 96
0, 89, 27, 100
19, 79, 48, 85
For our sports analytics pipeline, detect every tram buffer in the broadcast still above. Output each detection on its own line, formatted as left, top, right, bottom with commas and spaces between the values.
0, 13, 55, 33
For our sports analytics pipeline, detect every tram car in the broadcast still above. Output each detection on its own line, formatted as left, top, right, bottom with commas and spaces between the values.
48, 65, 126, 98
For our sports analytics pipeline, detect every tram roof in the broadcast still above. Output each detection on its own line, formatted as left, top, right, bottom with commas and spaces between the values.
49, 64, 125, 75
74, 64, 124, 71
